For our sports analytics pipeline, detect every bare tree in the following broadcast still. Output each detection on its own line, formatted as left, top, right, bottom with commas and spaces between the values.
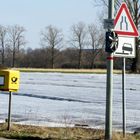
87, 24, 104, 69
70, 22, 87, 69
40, 25, 63, 68
0, 25, 7, 65
7, 25, 26, 67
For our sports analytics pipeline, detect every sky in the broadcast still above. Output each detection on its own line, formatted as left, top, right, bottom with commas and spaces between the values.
0, 0, 101, 49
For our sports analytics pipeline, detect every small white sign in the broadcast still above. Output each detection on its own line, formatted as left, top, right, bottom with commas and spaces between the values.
114, 36, 135, 58
0, 76, 4, 86
104, 19, 114, 29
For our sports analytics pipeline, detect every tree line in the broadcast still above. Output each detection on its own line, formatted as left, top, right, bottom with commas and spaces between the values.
0, 22, 110, 69
0, 22, 135, 70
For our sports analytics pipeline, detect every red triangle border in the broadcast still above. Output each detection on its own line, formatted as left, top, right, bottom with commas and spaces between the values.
114, 3, 139, 37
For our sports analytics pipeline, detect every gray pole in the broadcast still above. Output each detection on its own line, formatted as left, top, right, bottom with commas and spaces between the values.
7, 91, 12, 130
105, 0, 114, 140
122, 58, 126, 137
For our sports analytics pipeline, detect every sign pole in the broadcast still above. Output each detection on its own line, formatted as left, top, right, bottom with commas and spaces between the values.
7, 91, 12, 130
105, 0, 114, 140
122, 58, 126, 137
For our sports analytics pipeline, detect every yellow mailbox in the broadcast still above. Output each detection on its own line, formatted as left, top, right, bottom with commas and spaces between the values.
0, 69, 20, 92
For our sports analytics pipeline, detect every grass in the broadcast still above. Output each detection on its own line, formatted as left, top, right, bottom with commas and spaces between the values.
0, 123, 139, 140
13, 68, 122, 74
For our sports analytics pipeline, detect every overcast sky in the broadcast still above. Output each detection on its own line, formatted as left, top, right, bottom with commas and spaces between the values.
0, 0, 101, 49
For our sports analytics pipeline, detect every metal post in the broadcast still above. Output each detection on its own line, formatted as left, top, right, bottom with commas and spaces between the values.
7, 91, 12, 130
122, 58, 126, 137
105, 0, 114, 140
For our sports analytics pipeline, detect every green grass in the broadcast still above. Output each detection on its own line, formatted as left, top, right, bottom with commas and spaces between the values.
13, 68, 122, 74
0, 123, 139, 140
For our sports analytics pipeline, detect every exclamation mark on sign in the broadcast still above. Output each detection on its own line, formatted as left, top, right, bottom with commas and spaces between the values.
120, 16, 128, 31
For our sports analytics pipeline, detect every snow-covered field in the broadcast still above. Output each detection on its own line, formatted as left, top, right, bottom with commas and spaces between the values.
0, 72, 140, 132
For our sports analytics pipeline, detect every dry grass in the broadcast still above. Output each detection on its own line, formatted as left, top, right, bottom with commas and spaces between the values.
14, 68, 122, 74
0, 123, 139, 140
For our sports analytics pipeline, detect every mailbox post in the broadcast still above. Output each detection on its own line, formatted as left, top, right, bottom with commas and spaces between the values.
8, 91, 12, 130
0, 69, 20, 130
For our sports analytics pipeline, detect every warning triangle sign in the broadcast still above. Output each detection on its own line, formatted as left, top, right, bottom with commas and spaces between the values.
114, 2, 139, 37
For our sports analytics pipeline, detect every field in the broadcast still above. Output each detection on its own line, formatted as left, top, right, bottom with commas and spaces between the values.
0, 69, 139, 140
15, 68, 122, 74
